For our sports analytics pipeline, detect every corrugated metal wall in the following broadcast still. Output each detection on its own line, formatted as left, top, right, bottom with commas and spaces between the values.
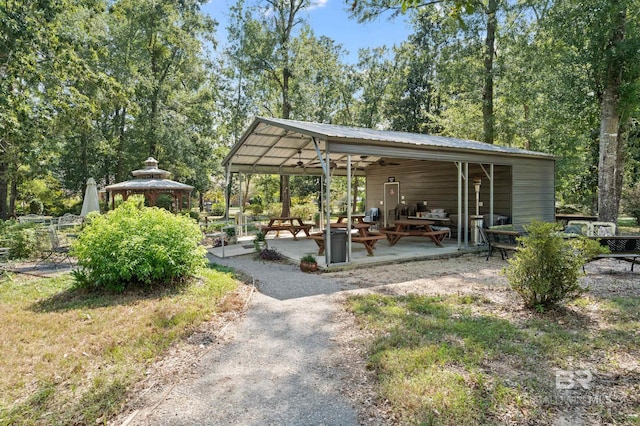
511, 158, 556, 227
364, 157, 554, 227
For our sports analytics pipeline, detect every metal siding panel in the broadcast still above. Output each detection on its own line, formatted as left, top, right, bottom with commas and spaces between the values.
512, 159, 555, 227
365, 160, 514, 218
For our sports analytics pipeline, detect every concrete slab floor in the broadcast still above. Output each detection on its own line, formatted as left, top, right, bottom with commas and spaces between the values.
209, 232, 487, 271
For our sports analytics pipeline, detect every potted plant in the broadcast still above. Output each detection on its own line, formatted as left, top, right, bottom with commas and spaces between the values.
253, 230, 268, 252
300, 254, 318, 272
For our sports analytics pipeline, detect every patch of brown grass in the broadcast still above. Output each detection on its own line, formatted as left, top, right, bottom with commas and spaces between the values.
0, 266, 239, 425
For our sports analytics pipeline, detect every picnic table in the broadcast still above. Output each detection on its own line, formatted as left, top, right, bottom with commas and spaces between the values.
307, 222, 386, 256
380, 218, 449, 247
260, 217, 312, 240
336, 214, 366, 223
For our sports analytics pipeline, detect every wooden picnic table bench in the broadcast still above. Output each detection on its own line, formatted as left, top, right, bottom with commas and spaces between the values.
336, 214, 366, 223
260, 216, 312, 240
308, 223, 386, 256
379, 219, 449, 247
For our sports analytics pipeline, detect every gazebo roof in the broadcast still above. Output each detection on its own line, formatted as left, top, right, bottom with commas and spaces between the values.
105, 157, 193, 192
131, 157, 172, 179
105, 178, 193, 192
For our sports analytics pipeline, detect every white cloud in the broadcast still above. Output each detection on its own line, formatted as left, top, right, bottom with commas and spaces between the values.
309, 0, 328, 10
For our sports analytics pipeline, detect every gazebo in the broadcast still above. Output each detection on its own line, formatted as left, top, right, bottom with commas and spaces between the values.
105, 157, 193, 212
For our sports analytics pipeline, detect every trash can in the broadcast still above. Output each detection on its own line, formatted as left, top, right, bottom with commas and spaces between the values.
470, 215, 484, 246
329, 230, 347, 263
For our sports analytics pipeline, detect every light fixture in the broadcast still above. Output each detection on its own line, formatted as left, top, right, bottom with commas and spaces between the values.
473, 176, 482, 216
296, 150, 303, 167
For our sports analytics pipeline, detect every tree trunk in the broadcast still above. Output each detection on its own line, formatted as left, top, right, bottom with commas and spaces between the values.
482, 0, 497, 144
0, 158, 7, 220
243, 174, 252, 208
352, 176, 359, 213
597, 4, 626, 223
9, 175, 16, 218
280, 66, 292, 218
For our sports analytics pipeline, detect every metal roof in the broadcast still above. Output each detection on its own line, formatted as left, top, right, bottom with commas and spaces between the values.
223, 117, 554, 175
105, 179, 193, 191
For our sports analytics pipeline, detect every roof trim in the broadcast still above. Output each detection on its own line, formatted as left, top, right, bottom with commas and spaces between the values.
222, 117, 555, 170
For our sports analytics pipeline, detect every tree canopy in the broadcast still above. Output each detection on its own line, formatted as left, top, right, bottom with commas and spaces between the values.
1, 0, 639, 220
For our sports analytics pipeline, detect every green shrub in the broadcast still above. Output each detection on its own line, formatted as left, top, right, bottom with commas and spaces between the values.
0, 221, 40, 259
204, 220, 233, 233
29, 198, 44, 215
182, 210, 200, 221
210, 203, 225, 216
246, 203, 264, 216
502, 221, 606, 311
622, 184, 640, 226
263, 202, 282, 217
290, 203, 316, 221
71, 200, 206, 292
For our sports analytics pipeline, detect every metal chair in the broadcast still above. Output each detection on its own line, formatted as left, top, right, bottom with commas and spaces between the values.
37, 226, 71, 266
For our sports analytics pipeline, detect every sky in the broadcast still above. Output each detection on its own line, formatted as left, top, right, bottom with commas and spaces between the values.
201, 0, 412, 63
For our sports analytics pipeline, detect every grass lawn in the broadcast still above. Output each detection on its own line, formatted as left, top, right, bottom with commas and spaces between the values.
0, 265, 240, 425
347, 292, 640, 425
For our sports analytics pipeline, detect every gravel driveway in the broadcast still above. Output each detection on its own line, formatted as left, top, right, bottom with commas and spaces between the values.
118, 254, 364, 426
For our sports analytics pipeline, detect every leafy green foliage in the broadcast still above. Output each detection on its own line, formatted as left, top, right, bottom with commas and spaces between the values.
71, 200, 206, 292
0, 221, 40, 260
503, 221, 606, 311
290, 202, 316, 221
300, 254, 316, 263
622, 183, 640, 225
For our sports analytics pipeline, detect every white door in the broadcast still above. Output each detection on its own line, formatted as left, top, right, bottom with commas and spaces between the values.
383, 182, 400, 228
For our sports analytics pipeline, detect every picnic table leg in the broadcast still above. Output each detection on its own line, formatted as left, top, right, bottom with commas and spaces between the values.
364, 242, 375, 256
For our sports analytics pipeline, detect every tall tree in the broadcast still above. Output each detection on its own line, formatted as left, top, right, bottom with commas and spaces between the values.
350, 0, 503, 143
227, 0, 311, 217
543, 0, 640, 221
0, 0, 103, 218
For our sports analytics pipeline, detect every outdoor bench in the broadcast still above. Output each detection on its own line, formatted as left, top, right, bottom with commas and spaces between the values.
590, 236, 640, 271
481, 228, 522, 260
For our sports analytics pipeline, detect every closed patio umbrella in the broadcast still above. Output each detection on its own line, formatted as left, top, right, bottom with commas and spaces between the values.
80, 177, 100, 216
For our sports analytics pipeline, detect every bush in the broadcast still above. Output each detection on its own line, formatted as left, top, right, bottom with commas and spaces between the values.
246, 203, 264, 216
263, 202, 282, 217
71, 200, 206, 292
622, 184, 640, 226
290, 203, 316, 221
502, 221, 606, 311
0, 221, 40, 259
210, 203, 225, 216
29, 198, 44, 214
182, 210, 201, 221
258, 248, 282, 261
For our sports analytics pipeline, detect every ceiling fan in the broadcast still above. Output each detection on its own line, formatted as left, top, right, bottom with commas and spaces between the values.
308, 158, 338, 169
376, 158, 400, 166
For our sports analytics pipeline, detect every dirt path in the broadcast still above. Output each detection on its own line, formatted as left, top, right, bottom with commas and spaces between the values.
115, 255, 364, 426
